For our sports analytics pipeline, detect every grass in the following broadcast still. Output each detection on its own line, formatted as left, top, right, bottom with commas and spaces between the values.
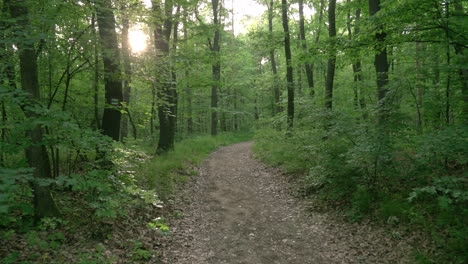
139, 132, 253, 200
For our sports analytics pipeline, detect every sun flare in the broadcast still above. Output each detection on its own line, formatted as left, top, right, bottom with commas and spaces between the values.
129, 28, 148, 53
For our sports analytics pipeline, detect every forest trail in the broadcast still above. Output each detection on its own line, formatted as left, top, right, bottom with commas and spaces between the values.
161, 142, 413, 264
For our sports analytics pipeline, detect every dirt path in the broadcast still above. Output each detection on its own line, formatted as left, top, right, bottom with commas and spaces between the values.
160, 142, 414, 264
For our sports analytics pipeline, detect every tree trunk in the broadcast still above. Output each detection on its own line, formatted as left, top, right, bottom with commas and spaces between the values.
211, 0, 221, 136
346, 2, 367, 118
182, 12, 193, 134
310, 0, 324, 98
1, 101, 6, 166
152, 0, 175, 153
369, 0, 389, 125
92, 13, 100, 130
268, 0, 281, 114
10, 0, 60, 220
281, 0, 294, 131
415, 41, 423, 131
325, 0, 336, 110
120, 12, 132, 141
170, 6, 180, 140
95, 0, 123, 141
298, 0, 314, 97
453, 2, 467, 122
150, 84, 156, 135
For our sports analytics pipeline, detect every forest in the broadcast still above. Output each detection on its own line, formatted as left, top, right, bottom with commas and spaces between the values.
0, 0, 466, 263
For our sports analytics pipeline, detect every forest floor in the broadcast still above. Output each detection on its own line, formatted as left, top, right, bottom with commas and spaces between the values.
157, 141, 418, 264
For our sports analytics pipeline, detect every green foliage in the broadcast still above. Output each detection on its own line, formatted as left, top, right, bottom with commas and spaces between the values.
131, 241, 152, 261
147, 217, 170, 235
0, 168, 34, 229
255, 106, 467, 262
25, 230, 64, 250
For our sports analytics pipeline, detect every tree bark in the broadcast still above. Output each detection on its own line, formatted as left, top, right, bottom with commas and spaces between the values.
281, 0, 294, 130
415, 41, 423, 131
152, 0, 175, 153
453, 2, 467, 122
325, 0, 336, 110
10, 0, 60, 220
211, 0, 221, 136
346, 2, 367, 118
268, 0, 281, 114
298, 0, 314, 97
182, 12, 193, 134
95, 0, 123, 141
369, 0, 389, 124
120, 11, 132, 141
92, 13, 100, 130
309, 0, 324, 98
170, 6, 180, 139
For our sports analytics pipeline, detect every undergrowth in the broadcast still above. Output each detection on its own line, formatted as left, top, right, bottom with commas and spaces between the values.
0, 132, 251, 263
253, 113, 467, 264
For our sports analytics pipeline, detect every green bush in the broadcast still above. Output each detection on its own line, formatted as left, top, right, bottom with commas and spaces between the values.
254, 110, 467, 263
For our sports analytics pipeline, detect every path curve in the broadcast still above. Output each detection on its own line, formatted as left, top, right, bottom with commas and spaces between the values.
161, 142, 413, 264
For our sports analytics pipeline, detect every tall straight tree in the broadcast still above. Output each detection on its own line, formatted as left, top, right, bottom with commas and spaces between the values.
182, 9, 193, 134
324, 0, 336, 110
369, 0, 389, 124
346, 0, 366, 116
298, 0, 314, 96
120, 6, 136, 140
152, 0, 176, 153
267, 0, 281, 114
281, 0, 294, 130
95, 0, 123, 141
210, 0, 221, 136
310, 0, 324, 98
9, 0, 59, 220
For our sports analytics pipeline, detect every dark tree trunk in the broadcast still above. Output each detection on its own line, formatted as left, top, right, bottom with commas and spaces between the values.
0, 3, 15, 166
298, 0, 314, 96
95, 0, 123, 141
369, 0, 389, 124
10, 0, 59, 220
0, 100, 6, 166
281, 0, 294, 130
152, 0, 175, 154
211, 0, 221, 136
268, 0, 281, 114
325, 0, 336, 110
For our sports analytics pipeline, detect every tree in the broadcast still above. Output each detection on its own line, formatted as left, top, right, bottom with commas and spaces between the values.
95, 0, 123, 141
210, 0, 221, 136
152, 0, 176, 153
281, 0, 294, 130
369, 0, 389, 125
324, 0, 336, 110
9, 0, 60, 220
346, 0, 366, 114
120, 4, 137, 141
298, 0, 314, 97
267, 0, 281, 114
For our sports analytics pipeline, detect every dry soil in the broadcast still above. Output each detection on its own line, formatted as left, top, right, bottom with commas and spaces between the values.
160, 142, 414, 264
